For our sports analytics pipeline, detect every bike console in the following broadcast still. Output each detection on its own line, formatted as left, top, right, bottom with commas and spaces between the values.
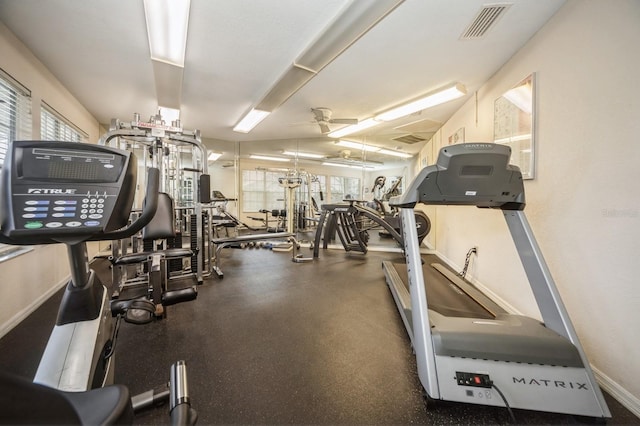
0, 141, 139, 245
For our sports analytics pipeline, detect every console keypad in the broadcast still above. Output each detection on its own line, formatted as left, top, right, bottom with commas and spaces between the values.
16, 192, 113, 231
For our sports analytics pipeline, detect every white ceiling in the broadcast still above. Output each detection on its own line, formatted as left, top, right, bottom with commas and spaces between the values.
0, 0, 564, 168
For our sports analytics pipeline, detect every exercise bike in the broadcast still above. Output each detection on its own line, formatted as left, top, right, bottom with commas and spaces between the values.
0, 141, 196, 424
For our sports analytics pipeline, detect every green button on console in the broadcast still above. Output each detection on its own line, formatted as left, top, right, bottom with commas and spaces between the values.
24, 221, 44, 229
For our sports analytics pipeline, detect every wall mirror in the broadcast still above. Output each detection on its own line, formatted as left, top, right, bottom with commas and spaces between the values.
493, 73, 536, 179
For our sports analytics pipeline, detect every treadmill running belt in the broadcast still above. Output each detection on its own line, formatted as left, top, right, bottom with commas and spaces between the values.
391, 255, 494, 319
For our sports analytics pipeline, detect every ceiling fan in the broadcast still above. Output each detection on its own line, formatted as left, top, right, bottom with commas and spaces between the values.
326, 149, 364, 161
325, 149, 383, 165
311, 107, 358, 134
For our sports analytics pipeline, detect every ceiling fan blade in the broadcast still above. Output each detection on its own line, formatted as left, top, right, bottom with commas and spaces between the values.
330, 118, 358, 125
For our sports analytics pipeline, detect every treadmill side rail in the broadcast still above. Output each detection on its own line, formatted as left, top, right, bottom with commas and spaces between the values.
382, 260, 414, 342
504, 210, 611, 417
400, 207, 440, 399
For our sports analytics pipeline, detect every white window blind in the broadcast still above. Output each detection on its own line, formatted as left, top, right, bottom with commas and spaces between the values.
330, 176, 360, 203
0, 69, 32, 258
242, 170, 286, 213
0, 68, 32, 167
41, 103, 87, 142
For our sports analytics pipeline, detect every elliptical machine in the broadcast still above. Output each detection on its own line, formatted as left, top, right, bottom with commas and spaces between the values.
0, 141, 196, 424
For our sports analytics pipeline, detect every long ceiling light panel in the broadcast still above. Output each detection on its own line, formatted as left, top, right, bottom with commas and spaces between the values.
328, 83, 467, 138
234, 0, 405, 133
208, 151, 223, 162
144, 0, 191, 111
375, 83, 467, 121
282, 151, 325, 159
335, 140, 412, 158
327, 118, 381, 139
143, 0, 191, 67
233, 109, 270, 133
249, 155, 290, 162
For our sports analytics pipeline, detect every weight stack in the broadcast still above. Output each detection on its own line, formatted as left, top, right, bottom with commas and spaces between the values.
298, 204, 306, 230
190, 215, 197, 274
167, 232, 184, 273
142, 239, 153, 273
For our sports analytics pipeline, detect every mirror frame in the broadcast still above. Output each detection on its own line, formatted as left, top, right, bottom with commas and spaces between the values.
493, 73, 536, 179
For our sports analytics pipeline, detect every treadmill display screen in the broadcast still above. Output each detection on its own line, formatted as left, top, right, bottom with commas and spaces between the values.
18, 147, 125, 182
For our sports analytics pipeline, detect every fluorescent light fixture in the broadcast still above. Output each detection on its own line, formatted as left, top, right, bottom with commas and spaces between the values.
327, 118, 381, 138
494, 133, 532, 144
335, 140, 379, 152
378, 149, 413, 158
335, 140, 412, 158
208, 151, 222, 162
143, 0, 191, 67
256, 67, 316, 112
322, 162, 351, 168
296, 0, 404, 72
256, 167, 290, 172
375, 83, 467, 122
282, 150, 325, 159
252, 1, 404, 119
322, 162, 375, 169
233, 109, 270, 133
249, 155, 290, 162
327, 83, 466, 138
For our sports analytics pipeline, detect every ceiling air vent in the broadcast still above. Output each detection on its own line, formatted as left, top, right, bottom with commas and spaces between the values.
461, 3, 512, 39
392, 134, 426, 144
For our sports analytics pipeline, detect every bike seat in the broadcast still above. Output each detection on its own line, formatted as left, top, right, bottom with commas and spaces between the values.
0, 370, 133, 425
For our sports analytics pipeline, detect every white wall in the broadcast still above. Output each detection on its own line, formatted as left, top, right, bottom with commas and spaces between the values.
0, 22, 102, 337
418, 0, 640, 414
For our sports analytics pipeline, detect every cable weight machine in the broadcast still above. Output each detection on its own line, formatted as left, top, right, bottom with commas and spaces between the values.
100, 112, 212, 284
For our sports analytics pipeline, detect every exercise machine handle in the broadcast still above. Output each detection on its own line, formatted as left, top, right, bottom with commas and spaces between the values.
170, 360, 197, 425
88, 167, 160, 242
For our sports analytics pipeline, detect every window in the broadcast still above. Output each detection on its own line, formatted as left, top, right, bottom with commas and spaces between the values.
330, 176, 360, 203
41, 103, 87, 142
0, 68, 32, 260
0, 68, 32, 166
242, 170, 286, 212
305, 174, 326, 211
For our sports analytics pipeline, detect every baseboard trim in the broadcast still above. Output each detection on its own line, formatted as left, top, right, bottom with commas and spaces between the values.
592, 365, 640, 418
0, 276, 69, 339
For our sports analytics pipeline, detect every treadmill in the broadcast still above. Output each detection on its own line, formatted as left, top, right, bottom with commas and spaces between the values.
382, 143, 610, 419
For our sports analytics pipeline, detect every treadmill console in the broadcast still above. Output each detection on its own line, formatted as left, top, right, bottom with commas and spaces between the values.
0, 141, 136, 244
391, 143, 526, 210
